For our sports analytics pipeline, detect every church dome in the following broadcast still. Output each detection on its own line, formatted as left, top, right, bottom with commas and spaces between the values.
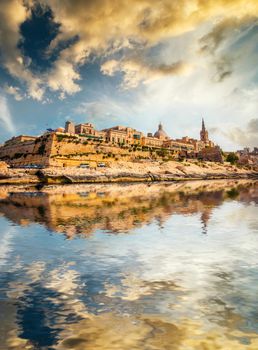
154, 123, 169, 139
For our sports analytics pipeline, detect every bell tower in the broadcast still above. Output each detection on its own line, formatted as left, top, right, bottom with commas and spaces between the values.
200, 118, 209, 143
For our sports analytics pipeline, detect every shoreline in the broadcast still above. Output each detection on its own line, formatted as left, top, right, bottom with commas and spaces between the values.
37, 171, 258, 185
0, 160, 257, 185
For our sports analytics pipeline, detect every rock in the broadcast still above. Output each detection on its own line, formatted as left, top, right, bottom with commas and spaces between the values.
0, 161, 8, 170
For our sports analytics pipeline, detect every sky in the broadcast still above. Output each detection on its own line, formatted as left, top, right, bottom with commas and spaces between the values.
0, 0, 258, 150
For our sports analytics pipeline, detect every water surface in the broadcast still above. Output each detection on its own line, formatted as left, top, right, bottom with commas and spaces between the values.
0, 180, 258, 349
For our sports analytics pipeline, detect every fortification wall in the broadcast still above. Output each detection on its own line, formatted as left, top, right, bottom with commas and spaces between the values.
48, 133, 160, 167
0, 132, 208, 168
0, 133, 54, 167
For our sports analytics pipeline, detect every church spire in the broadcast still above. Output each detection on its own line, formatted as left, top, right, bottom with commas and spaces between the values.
202, 118, 206, 131
200, 118, 208, 142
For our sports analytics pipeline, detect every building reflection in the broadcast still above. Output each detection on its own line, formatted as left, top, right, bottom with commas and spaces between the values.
0, 180, 256, 238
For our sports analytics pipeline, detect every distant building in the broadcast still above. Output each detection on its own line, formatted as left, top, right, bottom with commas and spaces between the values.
0, 116, 222, 167
171, 119, 215, 153
141, 123, 167, 148
102, 126, 143, 145
236, 147, 258, 166
4, 135, 37, 146
65, 121, 75, 134
141, 136, 163, 148
200, 118, 209, 143
154, 123, 169, 140
75, 122, 95, 135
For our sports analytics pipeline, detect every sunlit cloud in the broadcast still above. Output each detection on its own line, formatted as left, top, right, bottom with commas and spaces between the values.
0, 0, 258, 101
101, 58, 192, 89
4, 85, 24, 101
0, 0, 257, 149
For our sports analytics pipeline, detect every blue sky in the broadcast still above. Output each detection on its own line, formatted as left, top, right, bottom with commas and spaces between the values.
0, 0, 258, 150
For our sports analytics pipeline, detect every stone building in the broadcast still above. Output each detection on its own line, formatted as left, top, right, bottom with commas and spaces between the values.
236, 147, 258, 166
200, 118, 209, 143
141, 136, 163, 148
200, 118, 215, 148
102, 126, 143, 145
154, 123, 170, 140
75, 122, 95, 135
175, 119, 215, 151
141, 123, 169, 148
163, 139, 195, 152
0, 117, 221, 167
4, 135, 37, 145
175, 137, 203, 152
65, 121, 75, 134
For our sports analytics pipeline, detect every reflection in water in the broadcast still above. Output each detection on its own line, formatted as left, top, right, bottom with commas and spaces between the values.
0, 180, 257, 237
0, 180, 257, 349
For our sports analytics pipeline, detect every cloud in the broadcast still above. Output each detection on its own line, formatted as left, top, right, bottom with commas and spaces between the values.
101, 58, 191, 88
46, 0, 258, 91
46, 59, 81, 98
199, 16, 258, 83
0, 1, 46, 101
0, 95, 15, 133
222, 118, 258, 147
212, 56, 233, 82
199, 16, 257, 55
74, 98, 133, 126
4, 85, 24, 101
247, 118, 258, 132
1, 0, 258, 100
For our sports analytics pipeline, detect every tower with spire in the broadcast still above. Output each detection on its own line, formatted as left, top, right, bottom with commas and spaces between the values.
200, 118, 209, 143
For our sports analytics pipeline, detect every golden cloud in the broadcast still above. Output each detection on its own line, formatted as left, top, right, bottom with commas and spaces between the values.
45, 0, 258, 93
101, 58, 192, 88
0, 0, 46, 101
48, 0, 258, 47
1, 0, 258, 99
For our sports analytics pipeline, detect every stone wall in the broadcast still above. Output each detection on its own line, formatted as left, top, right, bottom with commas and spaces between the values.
48, 133, 171, 167
0, 133, 54, 167
0, 131, 223, 168
0, 132, 177, 168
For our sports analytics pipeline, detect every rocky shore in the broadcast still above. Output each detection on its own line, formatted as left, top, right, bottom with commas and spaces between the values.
0, 160, 257, 185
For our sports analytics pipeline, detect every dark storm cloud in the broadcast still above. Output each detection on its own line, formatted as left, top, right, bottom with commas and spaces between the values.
18, 3, 60, 73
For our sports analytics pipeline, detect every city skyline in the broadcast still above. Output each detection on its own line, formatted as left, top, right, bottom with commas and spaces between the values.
0, 0, 258, 150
